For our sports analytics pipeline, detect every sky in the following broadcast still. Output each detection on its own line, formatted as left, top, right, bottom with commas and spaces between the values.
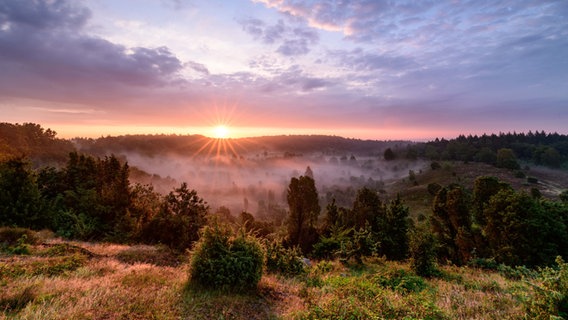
1, 0, 567, 140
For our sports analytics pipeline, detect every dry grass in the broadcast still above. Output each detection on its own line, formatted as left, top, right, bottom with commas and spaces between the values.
1, 237, 537, 320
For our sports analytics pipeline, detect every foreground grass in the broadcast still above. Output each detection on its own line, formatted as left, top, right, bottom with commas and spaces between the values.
1, 239, 534, 319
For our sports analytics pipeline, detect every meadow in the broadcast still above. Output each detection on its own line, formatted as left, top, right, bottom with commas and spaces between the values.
1, 231, 552, 319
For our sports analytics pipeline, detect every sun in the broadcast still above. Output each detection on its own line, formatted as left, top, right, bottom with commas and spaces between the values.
213, 125, 230, 139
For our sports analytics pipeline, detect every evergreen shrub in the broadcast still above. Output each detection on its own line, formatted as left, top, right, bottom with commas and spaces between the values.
190, 223, 264, 291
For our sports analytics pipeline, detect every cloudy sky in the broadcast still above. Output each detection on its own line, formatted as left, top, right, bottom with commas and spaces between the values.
1, 0, 567, 140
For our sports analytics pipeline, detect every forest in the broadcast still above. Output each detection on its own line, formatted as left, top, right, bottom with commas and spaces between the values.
2, 122, 568, 319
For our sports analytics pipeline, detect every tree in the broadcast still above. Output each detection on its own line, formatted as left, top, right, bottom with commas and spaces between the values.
0, 157, 46, 229
483, 190, 567, 266
286, 175, 320, 253
472, 176, 510, 226
323, 198, 340, 232
541, 147, 562, 167
144, 183, 209, 250
430, 185, 475, 265
304, 166, 314, 179
382, 195, 410, 260
129, 183, 162, 240
409, 224, 438, 277
349, 187, 384, 230
384, 148, 396, 161
496, 148, 520, 170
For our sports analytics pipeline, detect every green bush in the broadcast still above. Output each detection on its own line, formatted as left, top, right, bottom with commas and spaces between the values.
190, 224, 264, 291
376, 269, 427, 293
312, 236, 342, 259
0, 227, 39, 254
526, 256, 568, 319
409, 226, 438, 277
265, 239, 306, 276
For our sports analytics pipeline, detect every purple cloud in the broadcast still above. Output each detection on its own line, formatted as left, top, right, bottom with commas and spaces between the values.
0, 0, 185, 105
239, 17, 319, 56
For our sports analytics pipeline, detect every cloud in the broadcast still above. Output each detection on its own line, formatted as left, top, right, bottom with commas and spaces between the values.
185, 61, 210, 75
0, 0, 185, 106
0, 0, 91, 30
1, 0, 567, 139
331, 48, 417, 72
239, 17, 319, 56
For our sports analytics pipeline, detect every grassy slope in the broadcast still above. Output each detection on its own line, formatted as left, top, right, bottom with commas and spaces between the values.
2, 237, 534, 319
388, 161, 568, 218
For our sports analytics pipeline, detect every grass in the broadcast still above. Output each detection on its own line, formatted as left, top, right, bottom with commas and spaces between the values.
390, 161, 568, 217
0, 235, 545, 319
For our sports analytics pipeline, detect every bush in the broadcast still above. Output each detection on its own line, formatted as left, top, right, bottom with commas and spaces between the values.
312, 236, 342, 260
0, 227, 39, 246
427, 183, 442, 196
0, 227, 39, 254
409, 226, 438, 277
527, 177, 539, 184
190, 224, 264, 291
376, 269, 427, 293
265, 239, 306, 276
526, 256, 568, 319
559, 190, 568, 203
514, 171, 526, 179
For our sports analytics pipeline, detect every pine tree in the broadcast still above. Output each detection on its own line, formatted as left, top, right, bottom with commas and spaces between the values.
286, 175, 320, 253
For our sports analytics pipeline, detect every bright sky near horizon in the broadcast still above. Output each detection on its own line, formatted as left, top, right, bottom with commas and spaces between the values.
1, 0, 567, 140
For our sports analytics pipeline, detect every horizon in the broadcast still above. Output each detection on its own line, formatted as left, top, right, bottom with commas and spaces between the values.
1, 1, 567, 140
35, 122, 563, 144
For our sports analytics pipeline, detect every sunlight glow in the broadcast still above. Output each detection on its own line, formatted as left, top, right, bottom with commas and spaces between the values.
213, 125, 230, 139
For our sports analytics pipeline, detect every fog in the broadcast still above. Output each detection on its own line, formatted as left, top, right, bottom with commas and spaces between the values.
119, 149, 426, 218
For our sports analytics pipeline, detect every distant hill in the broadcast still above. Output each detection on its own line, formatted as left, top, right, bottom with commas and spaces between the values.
0, 122, 74, 166
74, 134, 411, 158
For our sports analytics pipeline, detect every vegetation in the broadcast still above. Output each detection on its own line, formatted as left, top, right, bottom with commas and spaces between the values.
286, 175, 320, 253
408, 131, 568, 168
0, 123, 74, 166
190, 223, 264, 291
3, 231, 566, 319
2, 123, 568, 318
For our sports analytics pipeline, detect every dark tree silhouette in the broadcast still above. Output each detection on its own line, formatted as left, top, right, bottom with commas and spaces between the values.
286, 175, 320, 253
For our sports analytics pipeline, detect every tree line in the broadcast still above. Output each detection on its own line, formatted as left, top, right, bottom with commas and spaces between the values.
404, 131, 568, 168
0, 122, 74, 165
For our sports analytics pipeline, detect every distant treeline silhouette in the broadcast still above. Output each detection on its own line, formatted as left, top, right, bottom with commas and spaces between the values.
407, 131, 568, 168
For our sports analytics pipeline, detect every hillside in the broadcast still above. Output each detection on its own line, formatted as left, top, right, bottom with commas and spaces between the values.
388, 161, 568, 217
0, 233, 541, 319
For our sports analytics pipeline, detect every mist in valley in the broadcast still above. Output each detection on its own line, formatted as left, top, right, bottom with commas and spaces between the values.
113, 148, 426, 219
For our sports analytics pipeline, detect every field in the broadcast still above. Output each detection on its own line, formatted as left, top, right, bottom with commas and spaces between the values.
1, 234, 538, 319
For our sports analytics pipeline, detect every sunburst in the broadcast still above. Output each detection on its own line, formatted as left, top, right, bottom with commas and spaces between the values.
213, 125, 230, 139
